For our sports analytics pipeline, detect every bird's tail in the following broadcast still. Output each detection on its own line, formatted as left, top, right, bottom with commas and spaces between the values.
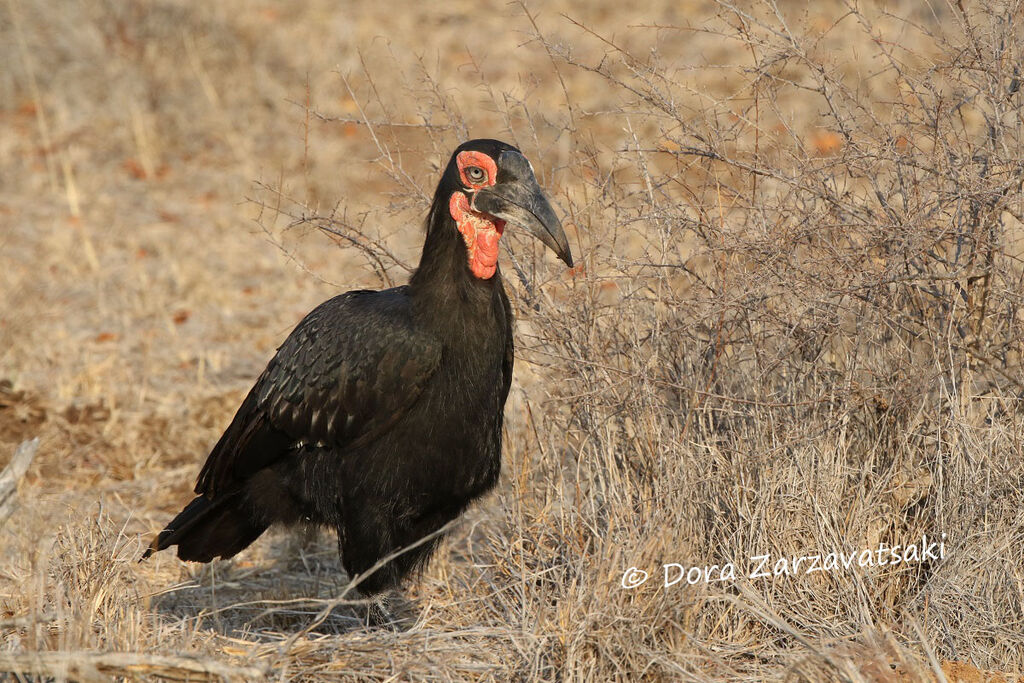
142, 492, 268, 562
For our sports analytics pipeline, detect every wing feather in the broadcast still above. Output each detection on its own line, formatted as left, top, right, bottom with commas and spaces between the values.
195, 287, 440, 497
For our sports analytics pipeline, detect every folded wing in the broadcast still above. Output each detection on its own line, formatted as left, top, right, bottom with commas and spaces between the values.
194, 287, 441, 497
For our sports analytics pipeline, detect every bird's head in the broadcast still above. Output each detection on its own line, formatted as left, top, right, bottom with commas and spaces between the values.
440, 139, 573, 280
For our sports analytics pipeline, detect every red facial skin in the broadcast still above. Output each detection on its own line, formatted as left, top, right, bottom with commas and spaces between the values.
450, 151, 505, 280
449, 192, 505, 279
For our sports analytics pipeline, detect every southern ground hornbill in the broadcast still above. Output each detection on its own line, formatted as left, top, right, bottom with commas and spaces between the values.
144, 139, 572, 622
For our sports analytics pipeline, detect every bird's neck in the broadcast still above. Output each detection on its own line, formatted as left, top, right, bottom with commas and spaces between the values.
408, 199, 505, 338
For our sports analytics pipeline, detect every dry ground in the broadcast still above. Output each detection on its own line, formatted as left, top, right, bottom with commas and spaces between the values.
2, 0, 1024, 680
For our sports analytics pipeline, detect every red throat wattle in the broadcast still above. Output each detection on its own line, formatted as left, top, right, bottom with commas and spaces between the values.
449, 191, 505, 280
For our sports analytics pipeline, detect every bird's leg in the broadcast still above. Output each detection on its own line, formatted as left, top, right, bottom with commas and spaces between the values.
336, 516, 402, 629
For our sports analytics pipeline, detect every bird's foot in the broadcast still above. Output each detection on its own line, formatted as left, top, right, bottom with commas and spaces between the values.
363, 593, 398, 629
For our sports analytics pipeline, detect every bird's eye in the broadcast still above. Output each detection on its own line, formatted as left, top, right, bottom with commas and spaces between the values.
465, 166, 486, 184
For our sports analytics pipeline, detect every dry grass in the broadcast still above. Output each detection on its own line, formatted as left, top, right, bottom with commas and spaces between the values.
2, 0, 1024, 680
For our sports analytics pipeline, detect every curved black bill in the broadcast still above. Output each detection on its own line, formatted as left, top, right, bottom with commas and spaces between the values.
473, 152, 574, 268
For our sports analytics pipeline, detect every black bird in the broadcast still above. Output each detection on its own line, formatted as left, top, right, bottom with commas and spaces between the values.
143, 139, 572, 620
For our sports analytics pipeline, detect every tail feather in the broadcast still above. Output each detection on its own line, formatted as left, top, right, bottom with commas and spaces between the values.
142, 493, 268, 562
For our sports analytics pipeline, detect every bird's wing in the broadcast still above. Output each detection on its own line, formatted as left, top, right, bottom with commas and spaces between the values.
194, 287, 441, 497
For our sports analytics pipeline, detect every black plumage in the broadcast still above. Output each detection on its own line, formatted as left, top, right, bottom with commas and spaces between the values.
144, 139, 572, 604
